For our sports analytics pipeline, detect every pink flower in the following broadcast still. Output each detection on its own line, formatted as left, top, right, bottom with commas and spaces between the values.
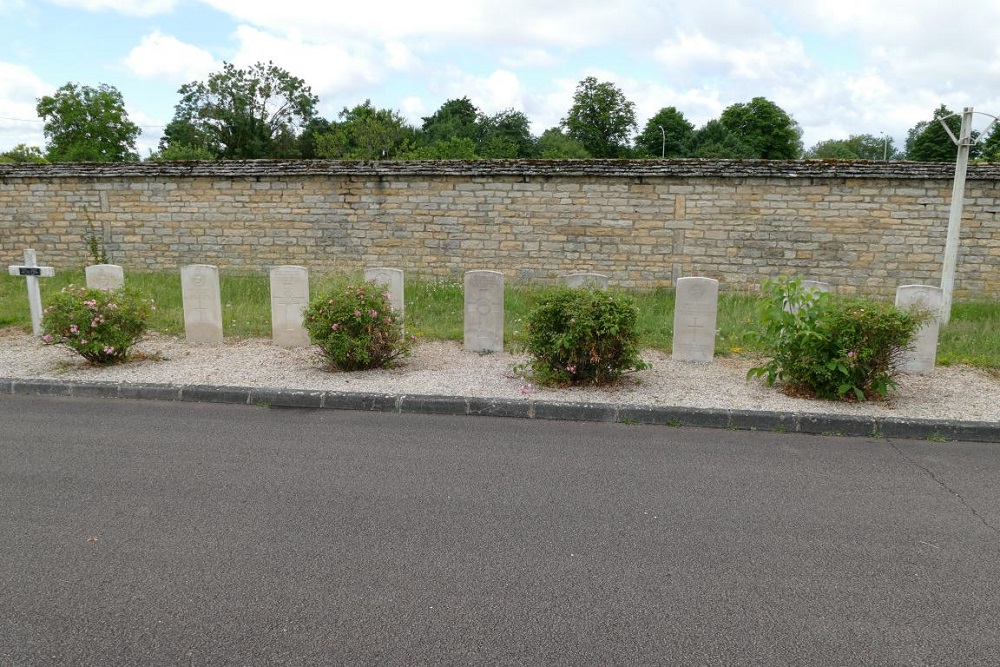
332, 323, 339, 330
80, 339, 88, 345
69, 324, 79, 334
369, 309, 378, 318
354, 309, 362, 317
41, 334, 53, 343
91, 319, 100, 328
103, 346, 114, 354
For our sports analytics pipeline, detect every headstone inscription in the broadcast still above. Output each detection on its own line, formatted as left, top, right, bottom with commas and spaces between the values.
672, 276, 719, 363
563, 272, 610, 289
464, 270, 504, 353
895, 285, 943, 374
85, 264, 125, 291
269, 265, 310, 347
7, 249, 55, 336
180, 264, 224, 343
364, 267, 405, 321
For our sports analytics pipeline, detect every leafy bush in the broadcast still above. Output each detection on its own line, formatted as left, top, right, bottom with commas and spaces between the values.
523, 286, 649, 386
304, 282, 412, 371
747, 276, 925, 400
41, 285, 153, 364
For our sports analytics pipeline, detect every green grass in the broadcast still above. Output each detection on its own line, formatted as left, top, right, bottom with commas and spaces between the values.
2, 270, 998, 370
937, 300, 1000, 372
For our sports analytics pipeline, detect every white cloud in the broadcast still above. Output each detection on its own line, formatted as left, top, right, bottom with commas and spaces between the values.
399, 96, 427, 126
196, 0, 663, 49
431, 68, 528, 120
231, 25, 382, 97
528, 76, 580, 134
46, 0, 176, 16
384, 41, 419, 72
0, 62, 50, 149
654, 31, 811, 85
124, 30, 219, 82
499, 48, 559, 70
623, 80, 725, 133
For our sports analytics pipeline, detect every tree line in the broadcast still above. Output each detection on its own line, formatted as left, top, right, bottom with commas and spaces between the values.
3, 61, 999, 164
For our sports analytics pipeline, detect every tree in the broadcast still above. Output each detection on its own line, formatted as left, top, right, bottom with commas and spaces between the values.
156, 116, 214, 159
145, 142, 215, 161
162, 61, 318, 159
535, 127, 590, 158
718, 97, 802, 159
635, 107, 694, 158
420, 97, 480, 146
400, 137, 479, 159
905, 105, 981, 162
297, 118, 334, 159
314, 100, 414, 160
0, 144, 47, 163
561, 77, 637, 158
980, 124, 1000, 162
477, 109, 536, 158
689, 119, 755, 158
804, 134, 898, 160
36, 82, 140, 162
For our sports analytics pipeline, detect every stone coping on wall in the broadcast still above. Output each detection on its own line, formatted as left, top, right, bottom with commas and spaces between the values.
2, 158, 1000, 181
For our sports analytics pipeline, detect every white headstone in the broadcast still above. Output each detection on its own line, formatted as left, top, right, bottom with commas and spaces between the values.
801, 280, 832, 294
269, 265, 310, 347
181, 264, 223, 344
464, 270, 504, 353
895, 284, 943, 374
672, 276, 719, 363
785, 280, 832, 314
364, 267, 405, 321
7, 248, 55, 336
85, 264, 125, 291
563, 272, 610, 289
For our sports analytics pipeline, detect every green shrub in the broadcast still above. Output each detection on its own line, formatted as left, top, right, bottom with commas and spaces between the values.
747, 276, 925, 400
41, 285, 153, 364
304, 282, 412, 371
523, 286, 649, 386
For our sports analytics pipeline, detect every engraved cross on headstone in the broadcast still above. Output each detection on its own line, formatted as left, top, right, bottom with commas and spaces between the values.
276, 277, 300, 332
7, 248, 55, 336
190, 275, 209, 324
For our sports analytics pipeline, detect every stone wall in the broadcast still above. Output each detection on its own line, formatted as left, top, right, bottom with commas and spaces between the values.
2, 159, 999, 296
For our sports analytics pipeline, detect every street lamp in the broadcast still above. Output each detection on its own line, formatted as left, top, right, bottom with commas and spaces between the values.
658, 125, 665, 158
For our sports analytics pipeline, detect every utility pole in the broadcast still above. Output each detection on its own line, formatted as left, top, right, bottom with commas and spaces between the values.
658, 125, 665, 158
938, 107, 972, 324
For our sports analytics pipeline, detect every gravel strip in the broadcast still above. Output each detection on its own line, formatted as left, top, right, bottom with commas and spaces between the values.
2, 327, 998, 424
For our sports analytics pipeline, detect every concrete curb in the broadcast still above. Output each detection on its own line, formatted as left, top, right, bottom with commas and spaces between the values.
2, 377, 998, 443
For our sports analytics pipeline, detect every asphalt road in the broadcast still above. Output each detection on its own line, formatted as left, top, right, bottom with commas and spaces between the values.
1, 395, 998, 666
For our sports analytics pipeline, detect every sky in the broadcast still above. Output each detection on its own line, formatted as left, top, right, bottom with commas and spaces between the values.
2, 0, 1000, 158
